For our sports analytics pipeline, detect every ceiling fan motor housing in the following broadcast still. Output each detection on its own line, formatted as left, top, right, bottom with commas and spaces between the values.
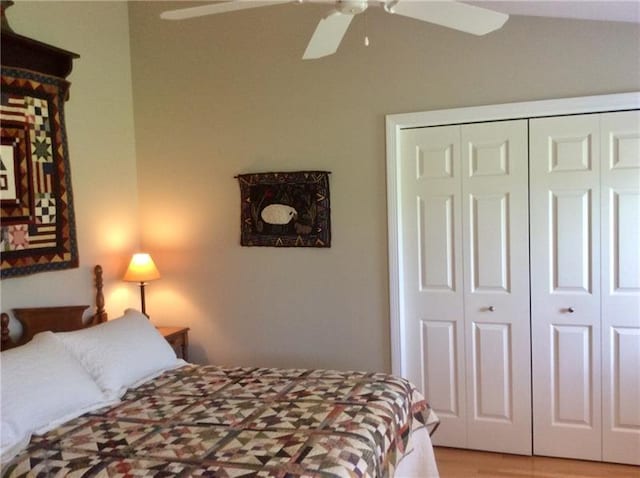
336, 0, 368, 15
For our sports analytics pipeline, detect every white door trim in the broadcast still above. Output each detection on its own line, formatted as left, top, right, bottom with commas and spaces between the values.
386, 92, 640, 377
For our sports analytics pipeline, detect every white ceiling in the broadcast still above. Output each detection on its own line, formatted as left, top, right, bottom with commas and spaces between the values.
468, 1, 640, 24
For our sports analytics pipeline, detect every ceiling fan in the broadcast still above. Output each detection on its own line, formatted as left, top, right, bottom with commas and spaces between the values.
160, 0, 509, 60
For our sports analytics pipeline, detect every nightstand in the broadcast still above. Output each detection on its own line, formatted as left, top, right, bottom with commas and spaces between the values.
157, 326, 189, 361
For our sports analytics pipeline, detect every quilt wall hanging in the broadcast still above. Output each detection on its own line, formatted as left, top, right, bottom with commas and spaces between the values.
237, 171, 331, 247
0, 21, 80, 278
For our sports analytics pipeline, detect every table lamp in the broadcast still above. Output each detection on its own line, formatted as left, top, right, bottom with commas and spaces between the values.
123, 253, 161, 317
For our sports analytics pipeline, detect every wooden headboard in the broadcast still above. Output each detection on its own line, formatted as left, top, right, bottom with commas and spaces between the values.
0, 265, 107, 351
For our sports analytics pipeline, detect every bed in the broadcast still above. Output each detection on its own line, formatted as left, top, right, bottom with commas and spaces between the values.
1, 266, 439, 477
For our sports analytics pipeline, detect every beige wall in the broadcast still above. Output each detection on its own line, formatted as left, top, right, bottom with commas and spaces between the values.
1, 2, 140, 326
4, 2, 637, 372
128, 2, 639, 370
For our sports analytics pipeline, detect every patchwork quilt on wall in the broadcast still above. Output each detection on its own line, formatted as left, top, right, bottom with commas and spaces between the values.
0, 67, 78, 278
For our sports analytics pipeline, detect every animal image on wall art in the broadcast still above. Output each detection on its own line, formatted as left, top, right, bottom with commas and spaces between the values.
237, 171, 331, 247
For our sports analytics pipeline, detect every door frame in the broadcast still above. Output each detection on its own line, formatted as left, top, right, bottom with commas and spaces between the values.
386, 92, 640, 377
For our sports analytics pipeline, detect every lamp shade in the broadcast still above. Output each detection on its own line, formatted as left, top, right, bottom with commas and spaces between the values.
123, 253, 161, 283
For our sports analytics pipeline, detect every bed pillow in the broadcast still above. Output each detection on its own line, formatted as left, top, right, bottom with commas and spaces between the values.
56, 309, 181, 398
0, 331, 114, 461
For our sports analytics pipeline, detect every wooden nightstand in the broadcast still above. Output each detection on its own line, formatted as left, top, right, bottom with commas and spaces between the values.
157, 326, 189, 361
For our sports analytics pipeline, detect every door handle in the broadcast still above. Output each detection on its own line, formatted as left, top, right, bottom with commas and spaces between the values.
488, 305, 495, 312
567, 307, 575, 313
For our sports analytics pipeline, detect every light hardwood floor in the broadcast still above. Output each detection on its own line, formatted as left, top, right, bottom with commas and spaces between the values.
434, 447, 640, 478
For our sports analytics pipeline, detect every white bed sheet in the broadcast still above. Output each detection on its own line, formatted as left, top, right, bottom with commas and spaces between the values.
395, 426, 440, 477
395, 407, 440, 478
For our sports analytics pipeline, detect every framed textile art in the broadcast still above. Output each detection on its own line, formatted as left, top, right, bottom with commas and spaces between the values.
238, 171, 331, 247
0, 67, 78, 277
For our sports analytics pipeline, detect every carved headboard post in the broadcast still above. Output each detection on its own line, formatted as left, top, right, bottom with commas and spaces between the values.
1, 312, 13, 350
93, 265, 107, 324
0, 265, 107, 351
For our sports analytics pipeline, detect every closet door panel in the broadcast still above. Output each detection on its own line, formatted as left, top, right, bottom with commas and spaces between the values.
552, 324, 595, 426
399, 126, 467, 447
551, 190, 593, 292
601, 111, 640, 465
469, 193, 510, 292
462, 120, 531, 455
472, 322, 512, 421
421, 320, 459, 417
530, 115, 602, 460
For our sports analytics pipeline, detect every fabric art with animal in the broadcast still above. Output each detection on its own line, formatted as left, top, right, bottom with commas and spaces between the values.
238, 171, 331, 247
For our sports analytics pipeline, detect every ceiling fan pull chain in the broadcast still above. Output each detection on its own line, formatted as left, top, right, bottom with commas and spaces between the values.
364, 8, 370, 46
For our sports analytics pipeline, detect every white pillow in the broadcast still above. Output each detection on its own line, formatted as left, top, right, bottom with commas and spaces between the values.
1, 332, 114, 461
56, 309, 180, 398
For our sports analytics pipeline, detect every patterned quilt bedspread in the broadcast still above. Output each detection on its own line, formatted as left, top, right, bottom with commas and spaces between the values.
2, 364, 435, 478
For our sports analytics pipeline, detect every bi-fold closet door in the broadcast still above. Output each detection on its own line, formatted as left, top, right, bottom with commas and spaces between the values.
530, 110, 640, 464
398, 119, 531, 455
398, 109, 640, 463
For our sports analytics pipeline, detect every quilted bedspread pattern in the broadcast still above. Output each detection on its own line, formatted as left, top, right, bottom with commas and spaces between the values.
2, 365, 433, 477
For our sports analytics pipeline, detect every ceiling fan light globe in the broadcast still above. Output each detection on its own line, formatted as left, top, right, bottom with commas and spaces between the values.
382, 0, 398, 14
336, 0, 368, 15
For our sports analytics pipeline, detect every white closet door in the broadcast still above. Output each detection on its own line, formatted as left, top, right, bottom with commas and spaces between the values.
601, 111, 640, 465
399, 126, 467, 447
530, 115, 602, 460
461, 120, 531, 454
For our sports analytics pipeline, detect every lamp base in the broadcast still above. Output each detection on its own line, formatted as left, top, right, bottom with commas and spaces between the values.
139, 282, 149, 318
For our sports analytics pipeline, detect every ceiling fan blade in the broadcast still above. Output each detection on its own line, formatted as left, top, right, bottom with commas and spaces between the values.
160, 1, 292, 20
390, 0, 508, 35
303, 12, 354, 60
